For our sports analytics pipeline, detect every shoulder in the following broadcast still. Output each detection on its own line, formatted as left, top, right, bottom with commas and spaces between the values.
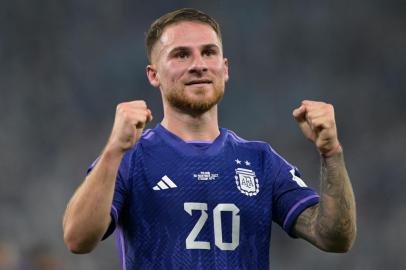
139, 128, 158, 143
225, 129, 267, 148
117, 129, 159, 163
224, 128, 293, 166
224, 128, 277, 154
132, 127, 162, 149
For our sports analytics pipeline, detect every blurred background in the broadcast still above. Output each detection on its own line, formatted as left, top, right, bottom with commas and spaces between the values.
1, 0, 405, 269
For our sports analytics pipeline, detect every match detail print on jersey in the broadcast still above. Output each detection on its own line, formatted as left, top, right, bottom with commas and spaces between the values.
193, 171, 219, 181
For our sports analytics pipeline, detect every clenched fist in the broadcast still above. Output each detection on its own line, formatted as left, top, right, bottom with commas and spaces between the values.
106, 100, 153, 153
293, 100, 342, 157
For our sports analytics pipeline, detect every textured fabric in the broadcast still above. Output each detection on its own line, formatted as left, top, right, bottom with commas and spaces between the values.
88, 124, 319, 270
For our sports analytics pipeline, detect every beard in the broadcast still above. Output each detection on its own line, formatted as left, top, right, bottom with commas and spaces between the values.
165, 82, 225, 116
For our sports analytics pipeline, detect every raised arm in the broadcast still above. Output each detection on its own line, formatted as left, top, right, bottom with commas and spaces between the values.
291, 100, 356, 252
62, 101, 152, 254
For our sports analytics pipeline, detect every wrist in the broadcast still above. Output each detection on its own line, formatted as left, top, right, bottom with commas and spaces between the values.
321, 143, 343, 158
103, 142, 127, 159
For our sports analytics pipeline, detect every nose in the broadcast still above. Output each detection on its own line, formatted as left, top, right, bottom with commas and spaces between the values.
188, 53, 208, 75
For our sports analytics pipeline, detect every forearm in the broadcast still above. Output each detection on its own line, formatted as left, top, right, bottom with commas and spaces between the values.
63, 148, 123, 253
292, 101, 356, 252
315, 150, 357, 251
293, 150, 356, 252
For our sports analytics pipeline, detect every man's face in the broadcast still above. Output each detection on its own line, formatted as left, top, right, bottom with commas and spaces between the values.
147, 21, 229, 115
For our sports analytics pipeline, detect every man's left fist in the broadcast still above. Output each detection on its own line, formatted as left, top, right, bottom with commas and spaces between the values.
292, 100, 342, 157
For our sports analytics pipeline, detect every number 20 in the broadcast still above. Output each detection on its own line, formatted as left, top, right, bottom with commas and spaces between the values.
184, 202, 240, 251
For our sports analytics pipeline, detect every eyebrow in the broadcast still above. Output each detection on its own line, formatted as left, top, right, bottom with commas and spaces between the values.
169, 44, 220, 54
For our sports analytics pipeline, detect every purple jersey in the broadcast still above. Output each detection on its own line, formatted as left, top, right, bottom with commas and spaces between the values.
88, 124, 319, 269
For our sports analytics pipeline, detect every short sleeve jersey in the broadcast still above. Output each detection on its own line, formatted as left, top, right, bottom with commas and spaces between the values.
88, 124, 319, 270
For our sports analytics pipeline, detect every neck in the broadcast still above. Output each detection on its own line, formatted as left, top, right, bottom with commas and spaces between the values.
161, 104, 220, 142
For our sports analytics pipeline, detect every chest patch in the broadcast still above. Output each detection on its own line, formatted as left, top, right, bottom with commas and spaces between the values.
235, 168, 260, 196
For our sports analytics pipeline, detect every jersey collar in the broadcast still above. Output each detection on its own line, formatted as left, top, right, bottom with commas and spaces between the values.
155, 123, 227, 156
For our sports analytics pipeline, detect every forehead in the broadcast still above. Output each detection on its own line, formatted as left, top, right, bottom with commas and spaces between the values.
152, 21, 221, 61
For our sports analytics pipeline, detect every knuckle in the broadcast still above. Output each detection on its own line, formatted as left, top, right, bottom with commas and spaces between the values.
116, 103, 124, 111
324, 103, 334, 112
134, 100, 147, 108
117, 102, 132, 113
119, 111, 129, 122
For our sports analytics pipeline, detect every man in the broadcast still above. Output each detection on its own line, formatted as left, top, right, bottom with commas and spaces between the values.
63, 8, 356, 269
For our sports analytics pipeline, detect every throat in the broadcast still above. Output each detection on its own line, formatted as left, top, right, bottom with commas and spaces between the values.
161, 98, 220, 141
160, 117, 220, 142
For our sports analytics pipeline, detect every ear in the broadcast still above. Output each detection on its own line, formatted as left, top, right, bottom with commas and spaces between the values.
223, 58, 229, 82
146, 65, 160, 88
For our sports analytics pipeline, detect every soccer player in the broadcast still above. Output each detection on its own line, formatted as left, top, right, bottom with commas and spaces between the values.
63, 8, 356, 269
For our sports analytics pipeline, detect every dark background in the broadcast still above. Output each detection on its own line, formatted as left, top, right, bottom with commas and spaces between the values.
1, 0, 405, 269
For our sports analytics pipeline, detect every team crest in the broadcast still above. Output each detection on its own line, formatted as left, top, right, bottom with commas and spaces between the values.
235, 168, 259, 196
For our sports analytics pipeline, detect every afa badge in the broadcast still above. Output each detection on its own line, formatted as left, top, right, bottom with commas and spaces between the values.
235, 168, 259, 196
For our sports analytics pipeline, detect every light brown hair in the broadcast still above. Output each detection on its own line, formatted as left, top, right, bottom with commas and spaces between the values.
145, 8, 222, 63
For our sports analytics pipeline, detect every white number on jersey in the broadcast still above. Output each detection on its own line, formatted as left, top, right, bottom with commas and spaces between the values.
184, 203, 210, 249
184, 202, 240, 251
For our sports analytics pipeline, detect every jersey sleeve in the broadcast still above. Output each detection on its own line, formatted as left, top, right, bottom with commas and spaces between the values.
268, 146, 320, 237
87, 151, 132, 240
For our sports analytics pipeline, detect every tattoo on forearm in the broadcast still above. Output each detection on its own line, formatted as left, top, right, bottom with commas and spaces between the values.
294, 204, 318, 244
320, 153, 355, 231
294, 152, 356, 251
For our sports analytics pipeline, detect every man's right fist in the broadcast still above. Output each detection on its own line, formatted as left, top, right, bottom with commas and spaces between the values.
106, 100, 153, 153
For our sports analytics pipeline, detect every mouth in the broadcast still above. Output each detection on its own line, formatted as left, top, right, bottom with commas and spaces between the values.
184, 79, 213, 86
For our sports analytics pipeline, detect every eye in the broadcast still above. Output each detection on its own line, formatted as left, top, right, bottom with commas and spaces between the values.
175, 51, 189, 59
202, 49, 216, 57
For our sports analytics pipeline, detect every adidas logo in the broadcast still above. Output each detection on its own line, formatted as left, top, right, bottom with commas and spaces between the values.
153, 175, 177, 191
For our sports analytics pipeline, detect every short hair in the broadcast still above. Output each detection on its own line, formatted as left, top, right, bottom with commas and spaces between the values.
145, 8, 222, 63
